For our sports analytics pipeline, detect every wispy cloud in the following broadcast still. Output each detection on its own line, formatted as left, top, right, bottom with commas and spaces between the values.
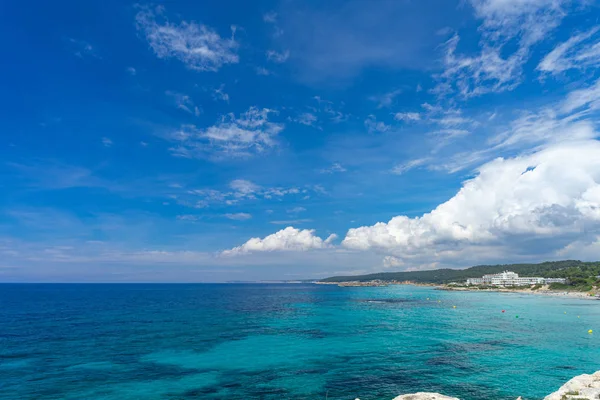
364, 115, 390, 134
538, 26, 600, 75
318, 163, 347, 174
266, 49, 290, 63
135, 5, 238, 72
270, 219, 312, 225
287, 207, 306, 214
102, 137, 113, 147
212, 84, 229, 103
167, 107, 283, 159
263, 11, 277, 23
292, 112, 318, 127
224, 213, 252, 221
127, 67, 137, 75
369, 89, 402, 108
181, 179, 309, 209
166, 91, 201, 116
434, 0, 581, 98
393, 112, 421, 122
390, 158, 429, 175
68, 38, 100, 59
255, 67, 272, 76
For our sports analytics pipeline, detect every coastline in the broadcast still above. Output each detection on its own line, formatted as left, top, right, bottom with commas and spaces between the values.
436, 285, 600, 300
317, 281, 600, 300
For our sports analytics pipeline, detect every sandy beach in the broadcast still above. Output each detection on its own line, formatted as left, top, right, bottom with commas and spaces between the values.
438, 285, 600, 300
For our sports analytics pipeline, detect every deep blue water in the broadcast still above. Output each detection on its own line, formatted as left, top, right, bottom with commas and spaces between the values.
0, 284, 599, 399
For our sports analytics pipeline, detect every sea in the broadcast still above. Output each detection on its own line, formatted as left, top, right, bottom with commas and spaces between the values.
0, 283, 598, 400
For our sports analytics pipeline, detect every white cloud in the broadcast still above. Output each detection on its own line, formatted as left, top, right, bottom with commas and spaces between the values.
229, 179, 260, 197
212, 84, 229, 103
394, 112, 421, 122
177, 215, 201, 222
270, 219, 312, 225
390, 158, 429, 175
383, 255, 404, 268
168, 107, 283, 159
293, 112, 318, 127
364, 115, 390, 134
183, 180, 308, 208
287, 207, 306, 214
266, 49, 290, 63
468, 0, 572, 46
343, 140, 600, 265
561, 77, 600, 114
68, 38, 99, 59
127, 67, 137, 75
222, 227, 337, 255
436, 34, 525, 98
255, 67, 272, 76
224, 213, 252, 221
135, 5, 238, 72
102, 137, 113, 147
538, 27, 600, 75
369, 89, 402, 108
166, 91, 200, 115
435, 1, 581, 97
319, 163, 347, 174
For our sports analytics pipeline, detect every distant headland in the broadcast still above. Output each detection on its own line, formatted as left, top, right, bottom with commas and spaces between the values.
320, 260, 600, 297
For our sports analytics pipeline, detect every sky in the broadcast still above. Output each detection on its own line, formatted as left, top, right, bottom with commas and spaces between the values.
1, 0, 600, 282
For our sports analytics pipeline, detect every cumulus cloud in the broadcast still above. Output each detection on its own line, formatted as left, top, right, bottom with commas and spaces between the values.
222, 227, 337, 255
343, 140, 600, 265
135, 5, 238, 72
168, 107, 284, 158
538, 27, 600, 75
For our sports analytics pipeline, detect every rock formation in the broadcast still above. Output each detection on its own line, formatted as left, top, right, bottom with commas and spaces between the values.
544, 370, 600, 400
386, 370, 600, 400
392, 394, 459, 400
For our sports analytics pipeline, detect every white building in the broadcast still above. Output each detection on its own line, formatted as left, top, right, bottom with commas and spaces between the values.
466, 271, 566, 286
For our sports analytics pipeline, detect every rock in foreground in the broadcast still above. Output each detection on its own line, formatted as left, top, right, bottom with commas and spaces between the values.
544, 370, 600, 400
392, 394, 459, 400
386, 370, 600, 400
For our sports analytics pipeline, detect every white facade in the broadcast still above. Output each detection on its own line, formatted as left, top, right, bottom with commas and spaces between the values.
466, 271, 566, 286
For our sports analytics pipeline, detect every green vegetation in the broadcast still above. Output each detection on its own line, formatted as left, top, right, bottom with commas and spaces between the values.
321, 260, 600, 288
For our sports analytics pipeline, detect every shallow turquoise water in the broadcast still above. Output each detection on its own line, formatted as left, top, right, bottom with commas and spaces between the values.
0, 284, 598, 399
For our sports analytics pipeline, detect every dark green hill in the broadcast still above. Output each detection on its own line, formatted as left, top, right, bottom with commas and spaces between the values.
320, 260, 600, 284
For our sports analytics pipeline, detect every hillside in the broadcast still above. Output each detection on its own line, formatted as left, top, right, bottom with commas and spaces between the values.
320, 260, 600, 284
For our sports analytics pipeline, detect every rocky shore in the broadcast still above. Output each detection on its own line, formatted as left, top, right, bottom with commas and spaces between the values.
364, 370, 600, 399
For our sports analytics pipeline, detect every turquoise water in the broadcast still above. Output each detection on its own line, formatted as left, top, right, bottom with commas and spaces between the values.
0, 284, 599, 399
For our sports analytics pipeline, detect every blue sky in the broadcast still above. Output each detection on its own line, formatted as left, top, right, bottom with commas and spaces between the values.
2, 0, 600, 282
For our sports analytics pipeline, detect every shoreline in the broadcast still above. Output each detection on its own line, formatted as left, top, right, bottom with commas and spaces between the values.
317, 281, 599, 300
435, 285, 600, 300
